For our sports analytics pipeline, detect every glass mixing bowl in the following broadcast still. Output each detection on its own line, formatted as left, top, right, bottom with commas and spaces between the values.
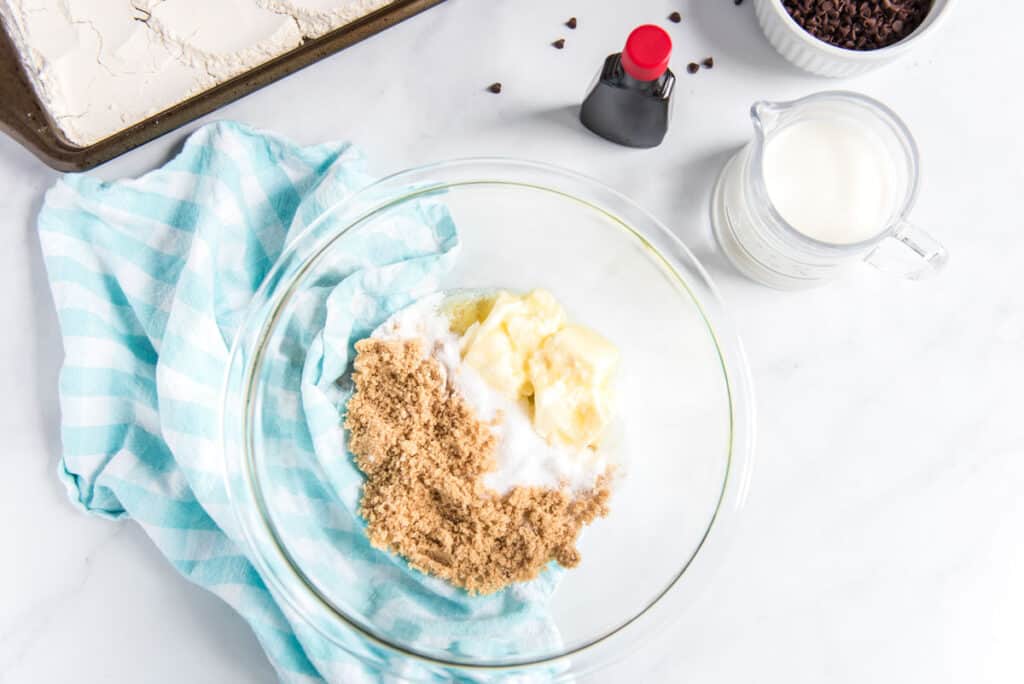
222, 158, 754, 680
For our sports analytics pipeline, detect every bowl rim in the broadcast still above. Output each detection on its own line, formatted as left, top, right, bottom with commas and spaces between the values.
761, 0, 957, 60
220, 157, 757, 678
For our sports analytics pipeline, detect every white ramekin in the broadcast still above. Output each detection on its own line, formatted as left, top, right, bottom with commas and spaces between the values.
754, 0, 956, 78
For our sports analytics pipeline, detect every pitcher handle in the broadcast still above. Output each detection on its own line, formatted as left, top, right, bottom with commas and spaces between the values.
865, 220, 948, 280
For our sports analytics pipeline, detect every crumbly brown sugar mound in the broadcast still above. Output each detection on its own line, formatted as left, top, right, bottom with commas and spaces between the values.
344, 338, 611, 595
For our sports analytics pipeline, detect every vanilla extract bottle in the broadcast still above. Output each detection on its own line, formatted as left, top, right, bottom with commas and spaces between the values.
580, 25, 676, 148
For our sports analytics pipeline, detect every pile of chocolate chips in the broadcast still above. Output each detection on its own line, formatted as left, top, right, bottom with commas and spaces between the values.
782, 0, 932, 50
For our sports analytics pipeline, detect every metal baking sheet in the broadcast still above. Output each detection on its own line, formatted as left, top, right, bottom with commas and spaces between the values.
0, 0, 444, 171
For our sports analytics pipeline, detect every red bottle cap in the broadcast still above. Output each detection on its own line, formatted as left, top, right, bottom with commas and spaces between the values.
621, 25, 672, 81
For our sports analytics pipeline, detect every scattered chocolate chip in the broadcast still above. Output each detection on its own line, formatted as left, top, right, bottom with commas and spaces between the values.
702, 56, 714, 68
566, 17, 577, 29
687, 62, 700, 74
781, 0, 929, 50
487, 82, 502, 94
734, 0, 744, 5
668, 11, 682, 23
552, 38, 566, 49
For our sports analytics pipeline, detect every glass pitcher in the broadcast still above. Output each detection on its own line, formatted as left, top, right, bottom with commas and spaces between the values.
710, 91, 947, 289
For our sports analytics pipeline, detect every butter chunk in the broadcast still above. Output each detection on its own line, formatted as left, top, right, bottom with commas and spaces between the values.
529, 325, 619, 449
458, 289, 619, 450
460, 290, 565, 400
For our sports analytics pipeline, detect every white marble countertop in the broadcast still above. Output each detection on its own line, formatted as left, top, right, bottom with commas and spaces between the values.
1, 1, 1021, 682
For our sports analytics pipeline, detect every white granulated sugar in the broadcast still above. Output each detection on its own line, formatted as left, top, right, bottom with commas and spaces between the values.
0, 0, 394, 146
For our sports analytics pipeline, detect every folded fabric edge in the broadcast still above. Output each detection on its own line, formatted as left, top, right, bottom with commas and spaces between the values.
57, 457, 128, 519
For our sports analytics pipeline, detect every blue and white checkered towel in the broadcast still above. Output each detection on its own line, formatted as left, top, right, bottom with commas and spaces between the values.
38, 122, 561, 683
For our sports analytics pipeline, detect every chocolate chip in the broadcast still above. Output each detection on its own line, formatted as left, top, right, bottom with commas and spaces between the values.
566, 17, 577, 29
668, 11, 682, 23
552, 38, 566, 49
687, 62, 700, 74
702, 57, 714, 68
781, 0, 929, 50
487, 82, 502, 94
734, 0, 744, 5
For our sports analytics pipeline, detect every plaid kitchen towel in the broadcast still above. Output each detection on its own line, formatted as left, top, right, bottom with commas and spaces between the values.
37, 122, 562, 683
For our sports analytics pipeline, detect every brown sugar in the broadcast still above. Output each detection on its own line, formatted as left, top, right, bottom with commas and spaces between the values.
344, 338, 611, 595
